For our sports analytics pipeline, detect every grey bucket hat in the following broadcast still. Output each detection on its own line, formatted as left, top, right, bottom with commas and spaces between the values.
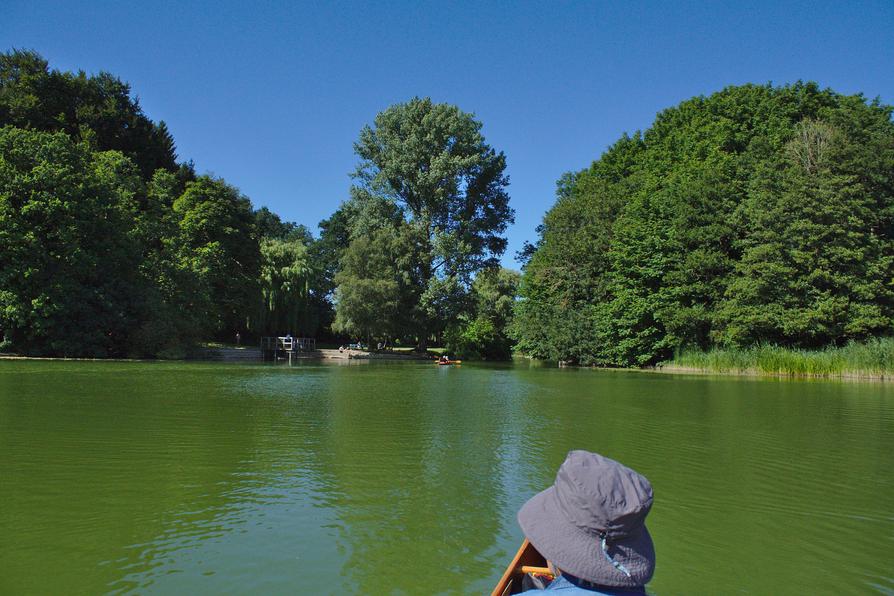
517, 451, 655, 588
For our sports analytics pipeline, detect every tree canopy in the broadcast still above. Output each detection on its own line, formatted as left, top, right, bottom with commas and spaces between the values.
445, 267, 520, 360
0, 49, 178, 178
0, 51, 325, 357
8, 50, 889, 365
513, 82, 894, 366
335, 97, 514, 347
0, 127, 144, 355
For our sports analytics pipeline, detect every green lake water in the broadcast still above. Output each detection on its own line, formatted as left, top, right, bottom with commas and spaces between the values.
1, 360, 892, 595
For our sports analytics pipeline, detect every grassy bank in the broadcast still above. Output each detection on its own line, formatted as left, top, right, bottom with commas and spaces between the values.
664, 338, 894, 379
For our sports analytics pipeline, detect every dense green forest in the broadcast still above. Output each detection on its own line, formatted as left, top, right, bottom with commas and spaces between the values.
3, 50, 892, 365
513, 82, 894, 366
0, 50, 517, 358
0, 50, 330, 356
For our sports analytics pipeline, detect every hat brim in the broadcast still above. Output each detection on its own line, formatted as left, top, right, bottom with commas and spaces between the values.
517, 486, 655, 588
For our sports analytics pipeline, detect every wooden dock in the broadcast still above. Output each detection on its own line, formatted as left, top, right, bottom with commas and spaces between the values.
260, 337, 316, 361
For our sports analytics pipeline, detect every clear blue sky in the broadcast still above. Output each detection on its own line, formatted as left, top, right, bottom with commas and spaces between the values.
3, 0, 893, 267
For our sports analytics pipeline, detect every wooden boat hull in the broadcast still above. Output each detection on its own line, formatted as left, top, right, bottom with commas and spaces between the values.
492, 539, 551, 596
437, 360, 462, 365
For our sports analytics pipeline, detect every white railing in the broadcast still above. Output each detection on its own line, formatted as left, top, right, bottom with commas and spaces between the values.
260, 337, 316, 353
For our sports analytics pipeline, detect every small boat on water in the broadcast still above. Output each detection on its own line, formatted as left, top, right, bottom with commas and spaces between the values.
492, 539, 553, 595
437, 359, 462, 365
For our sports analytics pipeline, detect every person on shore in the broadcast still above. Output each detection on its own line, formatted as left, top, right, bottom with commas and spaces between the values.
517, 450, 655, 594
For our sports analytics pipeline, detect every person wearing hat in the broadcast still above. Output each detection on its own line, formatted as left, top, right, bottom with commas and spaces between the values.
517, 451, 655, 594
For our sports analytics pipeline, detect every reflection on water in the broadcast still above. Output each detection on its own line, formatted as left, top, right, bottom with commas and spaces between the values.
0, 361, 892, 594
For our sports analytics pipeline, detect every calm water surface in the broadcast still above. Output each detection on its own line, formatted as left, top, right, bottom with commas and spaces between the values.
1, 360, 892, 594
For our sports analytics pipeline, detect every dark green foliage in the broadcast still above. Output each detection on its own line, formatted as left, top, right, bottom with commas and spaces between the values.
339, 97, 514, 346
514, 83, 894, 366
716, 119, 893, 346
316, 194, 408, 341
0, 127, 144, 356
253, 237, 317, 337
353, 98, 512, 267
0, 51, 324, 357
252, 209, 328, 337
174, 177, 261, 337
332, 222, 424, 343
313, 206, 353, 299
126, 172, 207, 358
0, 49, 177, 178
254, 206, 314, 243
0, 127, 236, 358
445, 267, 520, 360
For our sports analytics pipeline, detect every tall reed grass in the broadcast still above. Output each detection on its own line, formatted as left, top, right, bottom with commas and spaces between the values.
667, 338, 894, 379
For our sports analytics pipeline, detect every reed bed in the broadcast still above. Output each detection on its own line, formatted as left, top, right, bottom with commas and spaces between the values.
667, 338, 894, 379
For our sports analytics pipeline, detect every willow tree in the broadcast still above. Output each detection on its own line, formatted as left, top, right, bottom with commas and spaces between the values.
347, 97, 514, 347
253, 237, 314, 336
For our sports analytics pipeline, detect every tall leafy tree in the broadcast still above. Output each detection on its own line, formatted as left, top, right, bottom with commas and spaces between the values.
254, 206, 315, 243
127, 169, 207, 357
332, 223, 422, 344
0, 52, 329, 358
314, 194, 405, 299
716, 119, 893, 346
174, 176, 261, 337
512, 168, 631, 364
0, 127, 144, 356
348, 97, 514, 346
253, 237, 315, 335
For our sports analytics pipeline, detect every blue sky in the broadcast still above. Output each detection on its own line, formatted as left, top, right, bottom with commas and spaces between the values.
3, 0, 893, 267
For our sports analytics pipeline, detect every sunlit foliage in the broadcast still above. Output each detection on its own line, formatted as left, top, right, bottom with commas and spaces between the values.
514, 83, 894, 366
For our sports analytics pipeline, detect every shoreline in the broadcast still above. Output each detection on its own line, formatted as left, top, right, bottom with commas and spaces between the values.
4, 352, 890, 381
0, 347, 433, 363
522, 354, 892, 382
552, 361, 891, 382
652, 364, 891, 382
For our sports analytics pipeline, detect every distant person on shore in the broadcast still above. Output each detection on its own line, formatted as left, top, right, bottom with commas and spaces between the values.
517, 451, 655, 594
235, 331, 241, 345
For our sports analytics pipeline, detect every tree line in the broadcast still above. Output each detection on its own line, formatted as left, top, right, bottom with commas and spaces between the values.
3, 51, 892, 364
0, 50, 518, 358
512, 82, 894, 365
